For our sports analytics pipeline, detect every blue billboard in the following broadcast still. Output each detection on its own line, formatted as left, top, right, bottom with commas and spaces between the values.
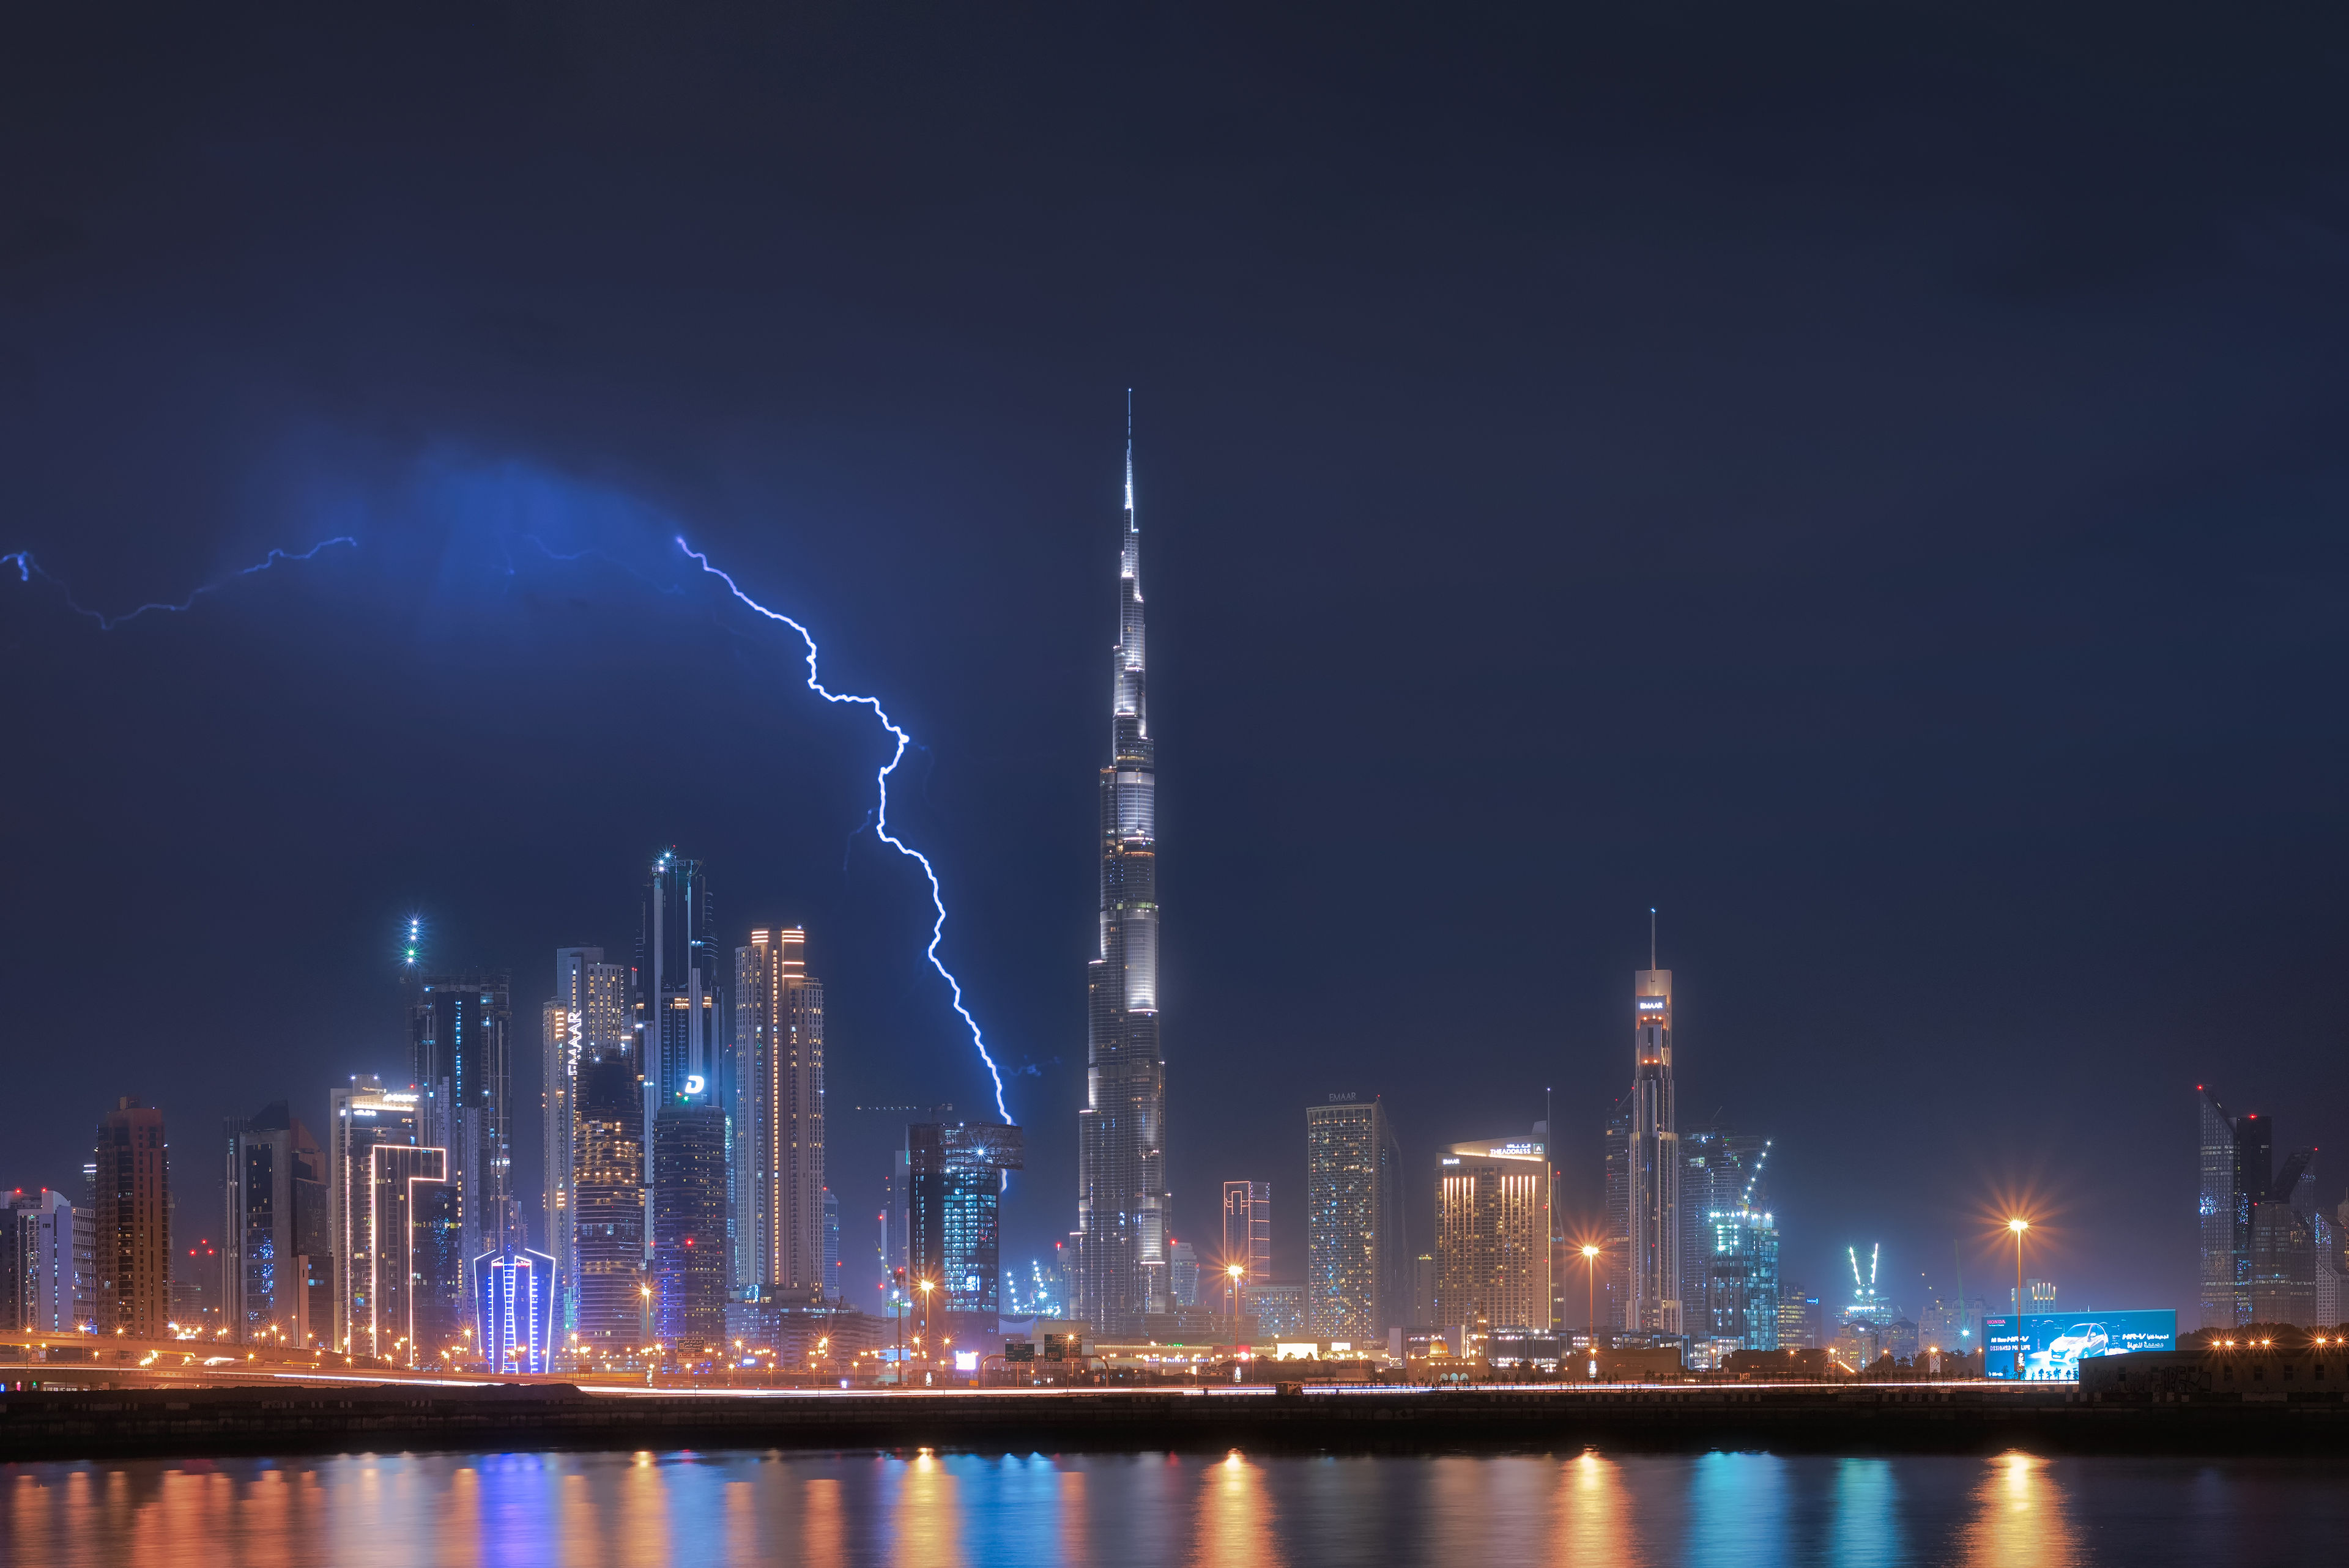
1982, 1309, 2176, 1380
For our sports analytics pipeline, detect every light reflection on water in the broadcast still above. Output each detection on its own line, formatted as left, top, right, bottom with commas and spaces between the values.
4, 1448, 2346, 1567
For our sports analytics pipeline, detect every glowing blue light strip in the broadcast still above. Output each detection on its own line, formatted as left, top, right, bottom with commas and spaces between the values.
677, 536, 1011, 1122
4, 538, 357, 631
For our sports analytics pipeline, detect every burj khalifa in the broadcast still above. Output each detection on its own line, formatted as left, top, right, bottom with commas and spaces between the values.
1077, 405, 1167, 1336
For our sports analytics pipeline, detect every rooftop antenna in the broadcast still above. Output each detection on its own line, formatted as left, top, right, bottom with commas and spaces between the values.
1124, 388, 1134, 516
1649, 908, 1657, 969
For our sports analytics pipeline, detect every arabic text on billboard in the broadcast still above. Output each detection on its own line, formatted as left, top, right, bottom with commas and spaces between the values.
1981, 1309, 2176, 1381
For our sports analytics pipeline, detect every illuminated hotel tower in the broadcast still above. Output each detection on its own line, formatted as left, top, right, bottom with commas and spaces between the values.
1626, 917, 1682, 1334
1077, 405, 1168, 1336
737, 926, 826, 1300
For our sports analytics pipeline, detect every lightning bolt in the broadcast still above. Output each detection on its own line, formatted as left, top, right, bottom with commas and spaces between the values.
677, 534, 1011, 1122
3, 538, 357, 630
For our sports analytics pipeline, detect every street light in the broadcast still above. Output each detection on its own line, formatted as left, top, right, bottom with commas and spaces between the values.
1226, 1263, 1245, 1340
1580, 1244, 1601, 1352
2007, 1218, 2030, 1378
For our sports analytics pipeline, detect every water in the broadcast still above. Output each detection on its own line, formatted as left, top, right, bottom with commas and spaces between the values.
4, 1448, 2343, 1566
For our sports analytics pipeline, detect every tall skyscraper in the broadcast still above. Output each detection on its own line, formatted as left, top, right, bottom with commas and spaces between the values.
2197, 1087, 2304, 1329
1600, 1096, 1630, 1331
906, 1120, 1025, 1345
651, 1098, 727, 1356
1436, 1136, 1551, 1334
1221, 1181, 1271, 1318
639, 849, 721, 1105
1, 1189, 74, 1334
1703, 1205, 1780, 1352
410, 971, 514, 1296
549, 948, 629, 1341
1624, 934, 1682, 1335
1078, 414, 1168, 1337
1305, 1097, 1406, 1339
93, 1098, 171, 1339
1680, 1126, 1768, 1313
738, 926, 826, 1300
221, 1101, 328, 1345
328, 1075, 428, 1355
571, 959, 645, 1353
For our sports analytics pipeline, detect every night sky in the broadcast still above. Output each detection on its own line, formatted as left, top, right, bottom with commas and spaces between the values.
5, 2, 2347, 1326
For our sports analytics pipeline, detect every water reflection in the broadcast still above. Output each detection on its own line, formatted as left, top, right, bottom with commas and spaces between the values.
1828, 1458, 1903, 1568
1956, 1452, 2080, 1568
0, 1444, 2321, 1567
1191, 1451, 1282, 1568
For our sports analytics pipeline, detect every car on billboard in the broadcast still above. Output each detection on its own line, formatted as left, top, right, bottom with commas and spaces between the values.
2043, 1322, 2110, 1372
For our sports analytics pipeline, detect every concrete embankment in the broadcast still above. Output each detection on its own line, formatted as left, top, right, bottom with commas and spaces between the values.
4, 1382, 2348, 1461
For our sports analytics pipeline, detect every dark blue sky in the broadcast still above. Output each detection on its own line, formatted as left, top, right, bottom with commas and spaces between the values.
4, 1, 2347, 1324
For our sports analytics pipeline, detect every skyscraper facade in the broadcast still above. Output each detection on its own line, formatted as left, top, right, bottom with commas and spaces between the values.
92, 1098, 171, 1339
1704, 1205, 1781, 1352
1305, 1097, 1406, 1339
738, 926, 825, 1299
651, 1100, 727, 1356
1600, 1096, 1630, 1331
1680, 1126, 1768, 1314
1221, 1181, 1271, 1318
1077, 420, 1168, 1337
1625, 954, 1682, 1334
1, 1189, 74, 1334
1435, 1136, 1551, 1334
907, 1121, 1025, 1344
328, 1075, 425, 1355
573, 962, 645, 1353
221, 1101, 329, 1345
549, 947, 629, 1341
639, 850, 722, 1105
410, 971, 514, 1292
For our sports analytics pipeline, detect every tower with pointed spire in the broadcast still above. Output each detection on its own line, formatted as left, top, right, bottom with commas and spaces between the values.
1625, 910, 1682, 1335
1076, 394, 1168, 1336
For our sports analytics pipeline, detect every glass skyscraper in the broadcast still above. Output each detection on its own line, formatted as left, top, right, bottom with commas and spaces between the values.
908, 1120, 1024, 1344
409, 971, 513, 1303
1078, 413, 1168, 1337
1704, 1205, 1780, 1352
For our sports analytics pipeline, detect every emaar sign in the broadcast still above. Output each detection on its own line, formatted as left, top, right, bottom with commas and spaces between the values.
1983, 1309, 2176, 1380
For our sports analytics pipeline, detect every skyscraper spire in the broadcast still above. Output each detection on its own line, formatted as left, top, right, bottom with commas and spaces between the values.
1078, 396, 1168, 1336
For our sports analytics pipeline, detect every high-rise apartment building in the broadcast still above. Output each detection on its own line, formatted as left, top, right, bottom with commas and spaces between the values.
1077, 417, 1168, 1337
1436, 1136, 1551, 1334
1, 1189, 74, 1333
328, 1075, 429, 1356
549, 948, 629, 1342
907, 1121, 1025, 1345
1221, 1182, 1271, 1317
1305, 1097, 1406, 1339
573, 963, 645, 1353
92, 1098, 171, 1339
72, 1162, 96, 1332
221, 1102, 329, 1345
411, 971, 514, 1296
473, 1242, 558, 1375
1624, 945, 1682, 1335
738, 926, 825, 1299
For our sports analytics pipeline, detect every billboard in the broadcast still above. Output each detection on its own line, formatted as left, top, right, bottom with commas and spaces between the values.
1982, 1309, 2176, 1380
